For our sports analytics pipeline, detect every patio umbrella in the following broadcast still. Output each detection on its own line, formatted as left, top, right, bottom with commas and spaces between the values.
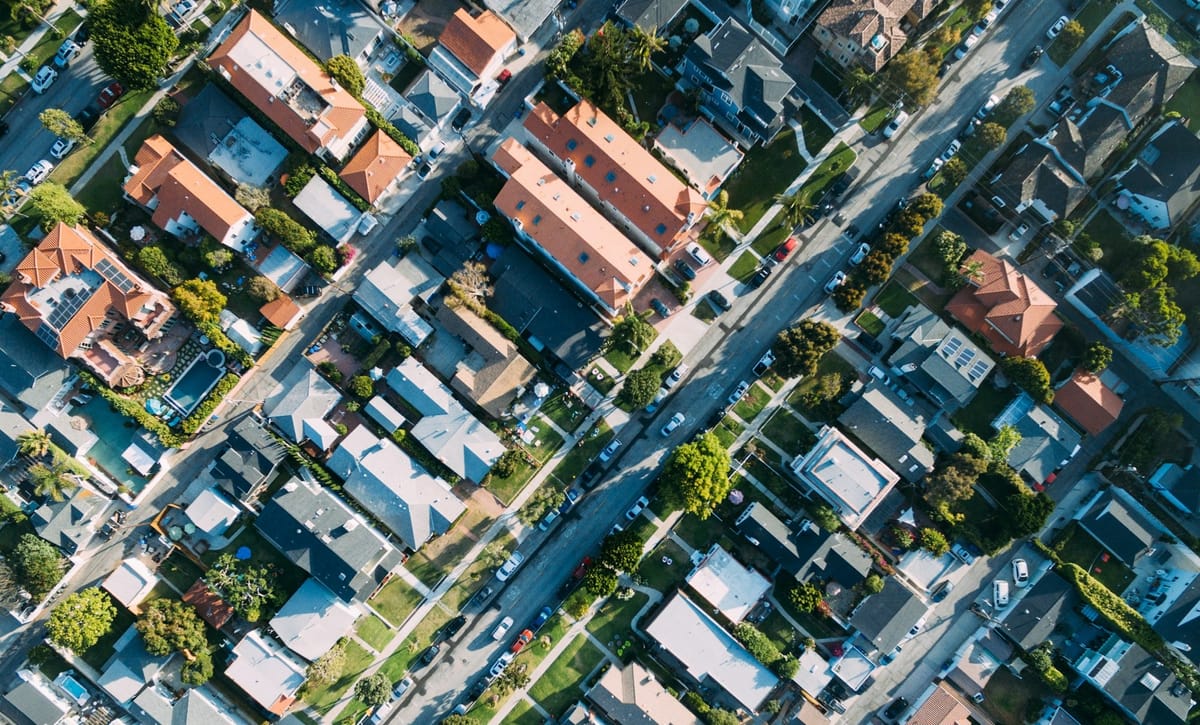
168, 526, 183, 541
475, 210, 491, 225
369, 367, 384, 380
235, 546, 252, 560
728, 489, 744, 505
534, 382, 551, 399
183, 523, 196, 535
130, 226, 146, 242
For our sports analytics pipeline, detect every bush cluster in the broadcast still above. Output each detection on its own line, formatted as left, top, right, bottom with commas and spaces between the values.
255, 207, 318, 256
180, 373, 240, 436
1059, 563, 1164, 651
834, 194, 943, 312
317, 165, 371, 212
732, 622, 798, 678
364, 107, 420, 156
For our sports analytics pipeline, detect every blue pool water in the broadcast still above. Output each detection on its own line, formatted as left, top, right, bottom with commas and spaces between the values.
57, 674, 88, 703
75, 397, 150, 494
165, 349, 226, 415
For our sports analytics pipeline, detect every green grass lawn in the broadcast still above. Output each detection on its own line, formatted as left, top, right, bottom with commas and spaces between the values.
729, 250, 762, 281
860, 102, 892, 134
761, 409, 817, 456
369, 577, 424, 627
505, 699, 545, 725
697, 229, 738, 262
982, 666, 1054, 725
638, 539, 692, 591
799, 106, 835, 155
760, 609, 800, 653
672, 513, 722, 552
441, 531, 516, 612
587, 591, 650, 648
1084, 209, 1134, 278
750, 220, 792, 258
741, 453, 805, 510
772, 579, 846, 639
724, 127, 809, 233
303, 639, 374, 713
908, 225, 952, 280
950, 382, 1015, 438
378, 606, 454, 682
356, 614, 394, 652
405, 506, 493, 591
854, 309, 884, 336
585, 365, 618, 396
1048, 0, 1119, 65
1166, 74, 1200, 131
873, 280, 919, 317
486, 418, 565, 505
542, 393, 591, 434
529, 635, 607, 718
711, 415, 744, 449
787, 352, 856, 421
1053, 521, 1136, 595
732, 382, 771, 421
553, 420, 614, 483
157, 551, 204, 594
81, 606, 136, 670
50, 89, 155, 188
73, 154, 131, 215
797, 143, 856, 206
603, 345, 641, 374
692, 299, 718, 323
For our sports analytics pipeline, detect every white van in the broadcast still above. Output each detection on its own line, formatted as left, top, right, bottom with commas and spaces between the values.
993, 580, 1010, 608
687, 243, 712, 267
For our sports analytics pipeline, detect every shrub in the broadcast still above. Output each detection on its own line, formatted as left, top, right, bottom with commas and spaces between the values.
364, 107, 420, 156
491, 450, 521, 478
832, 283, 866, 312
348, 375, 374, 399
179, 373, 239, 436
153, 96, 181, 126
920, 528, 950, 556
284, 164, 316, 197
317, 164, 370, 212
255, 207, 317, 255
325, 54, 365, 97
732, 622, 784, 669
1059, 563, 1164, 651
308, 245, 338, 275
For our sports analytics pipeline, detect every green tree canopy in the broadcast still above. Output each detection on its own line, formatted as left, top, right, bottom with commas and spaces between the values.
908, 193, 943, 220
137, 246, 185, 286
348, 375, 374, 399
137, 597, 207, 656
205, 553, 281, 622
246, 275, 279, 302
618, 367, 662, 408
325, 55, 365, 97
862, 574, 885, 595
658, 432, 731, 519
307, 642, 347, 685
15, 429, 52, 459
1083, 342, 1113, 373
172, 278, 226, 324
38, 108, 88, 143
12, 533, 63, 598
583, 566, 618, 597
987, 425, 1022, 463
255, 207, 317, 255
772, 320, 840, 378
940, 156, 968, 187
1118, 286, 1185, 347
29, 454, 80, 502
789, 581, 823, 613
46, 588, 116, 652
1001, 357, 1053, 404
992, 86, 1036, 127
832, 283, 866, 312
1059, 20, 1085, 53
355, 673, 392, 706
308, 245, 338, 275
90, 0, 178, 90
609, 304, 656, 355
884, 50, 939, 105
925, 450, 988, 507
973, 122, 1007, 151
599, 527, 645, 572
921, 527, 950, 556
181, 650, 214, 685
28, 183, 86, 231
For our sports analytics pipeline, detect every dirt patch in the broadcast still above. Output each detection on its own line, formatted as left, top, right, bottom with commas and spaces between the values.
397, 0, 468, 51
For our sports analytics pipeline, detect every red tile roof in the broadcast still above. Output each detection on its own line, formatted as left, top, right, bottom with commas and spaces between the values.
339, 130, 411, 203
1055, 370, 1124, 436
946, 249, 1063, 357
182, 579, 235, 629
439, 9, 516, 77
907, 682, 972, 725
260, 294, 302, 330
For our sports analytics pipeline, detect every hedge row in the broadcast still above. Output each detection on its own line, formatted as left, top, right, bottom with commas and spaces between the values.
1060, 563, 1164, 649
85, 374, 184, 448
180, 373, 239, 436
197, 321, 254, 367
317, 164, 371, 212
732, 622, 798, 678
365, 107, 420, 157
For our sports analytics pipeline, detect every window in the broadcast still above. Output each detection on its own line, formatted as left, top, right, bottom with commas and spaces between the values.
566, 139, 578, 150
605, 171, 617, 182
516, 200, 526, 210
584, 155, 595, 167
533, 215, 542, 225
655, 224, 668, 235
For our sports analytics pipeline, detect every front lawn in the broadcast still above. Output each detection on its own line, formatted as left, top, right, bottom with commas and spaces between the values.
732, 382, 771, 421
860, 102, 892, 134
787, 352, 856, 421
356, 614, 394, 652
553, 420, 614, 482
796, 143, 856, 206
638, 539, 692, 591
724, 127, 809, 233
587, 591, 650, 649
729, 250, 762, 281
603, 344, 641, 375
528, 635, 607, 718
697, 229, 738, 262
873, 280, 919, 317
799, 106, 835, 155
672, 513, 722, 552
486, 418, 565, 505
377, 606, 454, 682
369, 577, 424, 626
1052, 521, 1136, 595
761, 410, 817, 456
585, 366, 618, 395
854, 309, 885, 336
405, 506, 492, 590
157, 551, 205, 594
750, 220, 792, 258
1048, 0, 1119, 65
73, 154, 129, 215
712, 415, 745, 449
441, 530, 516, 612
541, 393, 592, 434
49, 89, 155, 188
302, 639, 375, 713
950, 382, 1015, 438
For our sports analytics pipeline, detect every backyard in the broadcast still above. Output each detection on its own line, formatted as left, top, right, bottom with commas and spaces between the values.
528, 635, 607, 718
1052, 521, 1136, 595
873, 279, 920, 317
485, 418, 565, 505
982, 666, 1053, 725
199, 527, 307, 604
761, 410, 818, 457
950, 382, 1015, 438
724, 127, 809, 233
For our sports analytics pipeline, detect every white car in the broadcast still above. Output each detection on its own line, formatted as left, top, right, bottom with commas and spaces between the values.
940, 139, 962, 162
496, 551, 525, 582
660, 412, 685, 437
25, 160, 53, 185
598, 439, 621, 462
30, 66, 57, 94
922, 157, 944, 180
50, 137, 76, 159
824, 270, 847, 293
662, 363, 689, 390
626, 496, 650, 520
727, 380, 750, 406
953, 34, 979, 60
687, 243, 712, 267
850, 242, 871, 265
882, 110, 909, 139
1012, 558, 1030, 588
168, 0, 197, 24
1047, 16, 1068, 39
975, 95, 1000, 119
491, 616, 513, 641
993, 580, 1010, 607
645, 387, 668, 413
1008, 222, 1030, 241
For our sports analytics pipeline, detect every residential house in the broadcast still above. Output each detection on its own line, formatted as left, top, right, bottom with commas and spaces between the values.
256, 477, 403, 602
270, 578, 360, 660
404, 69, 461, 134
102, 558, 160, 613
420, 199, 479, 277
735, 503, 872, 588
480, 0, 557, 41
208, 416, 288, 502
947, 630, 1011, 701
997, 571, 1077, 651
272, 0, 386, 66
839, 381, 934, 482
644, 592, 780, 711
614, 0, 689, 31
1158, 577, 1200, 667
30, 487, 106, 555
292, 176, 365, 244
904, 682, 974, 725
4, 669, 72, 725
790, 425, 900, 530
0, 401, 28, 467
887, 306, 995, 411
1077, 489, 1159, 567
260, 294, 304, 331
123, 135, 258, 253
849, 577, 927, 656
1054, 370, 1124, 436
364, 396, 406, 433
0, 223, 176, 389
428, 9, 517, 100
679, 17, 795, 147
208, 10, 370, 161
328, 426, 465, 552
130, 686, 241, 725
522, 100, 707, 257
813, 0, 937, 72
182, 579, 236, 630
339, 130, 413, 205
584, 661, 701, 725
98, 629, 168, 708
1073, 637, 1193, 723
434, 304, 536, 418
0, 315, 72, 418
1149, 462, 1200, 517
184, 486, 241, 538
946, 249, 1063, 358
1102, 22, 1195, 126
491, 138, 653, 315
1113, 120, 1200, 231
384, 357, 504, 482
262, 361, 342, 448
990, 139, 1089, 224
173, 83, 288, 188
653, 118, 745, 200
353, 254, 442, 347
995, 393, 1081, 485
224, 630, 307, 717
685, 544, 771, 622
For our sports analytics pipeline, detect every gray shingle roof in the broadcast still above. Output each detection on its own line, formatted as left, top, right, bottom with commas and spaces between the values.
887, 309, 994, 411
30, 487, 106, 555
999, 571, 1076, 651
404, 69, 461, 125
1078, 490, 1158, 566
262, 362, 341, 443
850, 577, 927, 654
839, 383, 934, 482
735, 503, 871, 587
0, 314, 71, 414
1101, 642, 1192, 723
685, 18, 793, 135
210, 416, 287, 501
1006, 400, 1082, 484
272, 0, 386, 62
1117, 121, 1200, 227
1103, 23, 1195, 124
615, 0, 688, 30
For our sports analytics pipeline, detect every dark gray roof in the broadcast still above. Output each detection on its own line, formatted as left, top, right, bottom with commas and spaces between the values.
685, 18, 793, 135
1101, 643, 1192, 723
849, 577, 927, 655
172, 84, 246, 159
0, 401, 28, 465
993, 142, 1088, 220
1117, 121, 1200, 226
272, 0, 387, 62
30, 487, 107, 555
1157, 577, 1200, 668
735, 502, 805, 574
405, 70, 461, 124
5, 676, 69, 725
1070, 102, 1132, 180
0, 315, 71, 414
614, 0, 688, 30
839, 383, 934, 482
422, 200, 479, 277
999, 571, 1076, 651
262, 362, 341, 443
256, 477, 402, 602
1079, 490, 1158, 566
736, 503, 872, 587
1103, 23, 1195, 125
1006, 400, 1081, 483
211, 416, 287, 501
888, 311, 993, 411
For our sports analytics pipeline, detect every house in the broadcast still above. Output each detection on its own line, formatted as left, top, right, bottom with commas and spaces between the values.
184, 486, 241, 537
384, 357, 504, 482
182, 579, 235, 629
257, 477, 402, 602
480, 0, 557, 41
1054, 370, 1124, 436
522, 100, 707, 256
491, 138, 653, 315
434, 304, 536, 418
839, 381, 934, 482
339, 131, 412, 204
391, 102, 436, 152
292, 176, 364, 244
428, 9, 517, 100
849, 577, 927, 656
653, 118, 745, 200
685, 544, 771, 622
272, 0, 386, 66
644, 592, 779, 711
270, 578, 360, 660
887, 306, 995, 411
614, 0, 689, 31
793, 649, 833, 701
947, 631, 1011, 700
735, 504, 871, 588
990, 140, 1089, 224
208, 10, 370, 161
0, 223, 177, 388
260, 294, 304, 330
1102, 22, 1195, 128
102, 558, 160, 613
1149, 462, 1200, 516
123, 135, 258, 253
904, 682, 974, 725
262, 361, 342, 446
208, 416, 288, 502
0, 315, 72, 418
328, 426, 465, 552
1113, 120, 1200, 231
420, 199, 480, 277
813, 0, 936, 72
97, 628, 168, 707
1077, 489, 1159, 567
680, 17, 794, 147
789, 425, 900, 530
224, 630, 307, 716
31, 487, 106, 555
364, 396, 406, 433
584, 661, 701, 725
131, 687, 241, 725
173, 84, 288, 188
997, 571, 1076, 651
1157, 577, 1200, 667
946, 249, 1063, 358
995, 393, 1081, 485
353, 254, 441, 346
0, 401, 28, 467
404, 69, 461, 133
4, 669, 72, 725
1073, 637, 1193, 724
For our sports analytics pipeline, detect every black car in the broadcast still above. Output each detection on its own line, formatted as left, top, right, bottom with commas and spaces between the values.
420, 643, 442, 665
465, 678, 488, 704
706, 406, 728, 430
673, 258, 696, 281
747, 266, 770, 289
650, 298, 671, 317
579, 461, 604, 489
885, 698, 909, 720
451, 108, 472, 132
74, 23, 90, 45
443, 615, 467, 639
706, 289, 731, 312
74, 107, 99, 133
297, 285, 321, 297
0, 121, 7, 138
1023, 45, 1044, 69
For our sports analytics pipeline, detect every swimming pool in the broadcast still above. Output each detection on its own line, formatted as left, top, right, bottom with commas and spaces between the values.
54, 673, 89, 705
165, 349, 226, 415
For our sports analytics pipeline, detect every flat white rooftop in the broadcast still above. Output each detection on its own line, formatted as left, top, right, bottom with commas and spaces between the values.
686, 544, 770, 622
792, 426, 900, 529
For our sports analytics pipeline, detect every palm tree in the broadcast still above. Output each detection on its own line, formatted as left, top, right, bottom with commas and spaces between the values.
29, 455, 79, 503
774, 192, 816, 229
629, 26, 667, 72
706, 190, 744, 233
958, 260, 985, 287
16, 429, 52, 459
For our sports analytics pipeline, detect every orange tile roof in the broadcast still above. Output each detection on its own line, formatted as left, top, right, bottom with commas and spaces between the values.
524, 101, 708, 251
339, 130, 412, 203
492, 138, 652, 311
208, 10, 366, 156
439, 9, 516, 77
907, 682, 972, 725
946, 249, 1063, 357
1055, 370, 1124, 436
260, 294, 302, 329
124, 135, 251, 243
182, 579, 235, 629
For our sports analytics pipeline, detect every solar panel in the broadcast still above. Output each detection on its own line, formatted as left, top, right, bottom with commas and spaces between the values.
35, 323, 58, 349
968, 360, 989, 381
955, 348, 975, 367
95, 258, 134, 293
46, 288, 92, 331
941, 335, 963, 358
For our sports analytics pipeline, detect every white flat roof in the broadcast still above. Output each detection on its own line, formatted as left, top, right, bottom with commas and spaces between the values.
270, 579, 359, 661
685, 545, 770, 622
225, 630, 306, 712
654, 119, 744, 199
102, 558, 159, 610
830, 645, 875, 692
793, 426, 900, 528
209, 116, 288, 187
185, 486, 241, 536
794, 648, 833, 697
294, 176, 361, 244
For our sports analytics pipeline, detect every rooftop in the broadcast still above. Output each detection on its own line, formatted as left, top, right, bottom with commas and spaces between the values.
438, 9, 516, 77
790, 425, 900, 529
30, 486, 105, 555
839, 381, 935, 481
434, 303, 536, 418
998, 394, 1082, 484
173, 83, 288, 187
1078, 489, 1160, 567
653, 118, 745, 200
101, 558, 159, 611
907, 681, 973, 725
481, 0, 557, 41
182, 579, 235, 629
273, 0, 386, 62
209, 415, 288, 501
225, 630, 307, 715
997, 570, 1076, 651
270, 578, 360, 660
293, 175, 362, 244
1054, 369, 1124, 436
262, 361, 341, 444
685, 17, 795, 134
340, 130, 412, 203
685, 544, 771, 622
586, 662, 701, 725
849, 577, 927, 655
183, 486, 240, 537
946, 249, 1063, 357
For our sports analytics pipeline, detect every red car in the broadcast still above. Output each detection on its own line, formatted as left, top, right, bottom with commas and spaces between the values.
497, 69, 512, 85
510, 629, 533, 654
772, 236, 799, 262
98, 81, 125, 110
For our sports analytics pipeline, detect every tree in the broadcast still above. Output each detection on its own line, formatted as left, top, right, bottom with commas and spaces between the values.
28, 183, 86, 230
182, 650, 213, 685
137, 598, 207, 656
908, 193, 943, 220
15, 429, 52, 459
658, 432, 731, 519
878, 232, 910, 257
599, 528, 645, 572
348, 375, 374, 399
1059, 20, 1085, 54
832, 283, 866, 312
307, 642, 347, 685
255, 207, 317, 255
450, 261, 494, 304
973, 122, 1007, 151
619, 367, 661, 408
628, 25, 667, 71
789, 582, 823, 613
1028, 641, 1053, 672
583, 566, 618, 597
843, 65, 875, 106
205, 553, 281, 622
1001, 357, 1053, 403
1117, 287, 1185, 347
325, 54, 365, 97
935, 230, 967, 272
808, 502, 841, 532
46, 588, 116, 652
308, 245, 338, 275
492, 664, 531, 697
137, 246, 184, 286
708, 710, 740, 725
29, 455, 79, 502
442, 716, 473, 725
246, 275, 279, 302
988, 425, 1022, 463
706, 190, 743, 231
962, 0, 993, 20
153, 96, 181, 126
774, 192, 816, 228
858, 251, 894, 286
12, 534, 63, 597
90, 0, 178, 90
921, 527, 950, 556
203, 246, 233, 269
993, 86, 1036, 127
884, 50, 939, 105
650, 343, 682, 369
772, 320, 840, 378
356, 673, 392, 706
925, 452, 988, 506
609, 303, 656, 355
862, 574, 884, 595
234, 184, 270, 212
940, 156, 968, 187
38, 108, 88, 144
173, 278, 226, 323
1007, 490, 1054, 537
1083, 342, 1113, 373
773, 653, 799, 679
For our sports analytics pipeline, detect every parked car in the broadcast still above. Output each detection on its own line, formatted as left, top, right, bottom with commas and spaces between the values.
880, 645, 902, 665
707, 289, 731, 312
492, 616, 514, 640
1023, 45, 1044, 69
496, 551, 526, 582
1094, 63, 1123, 87
487, 651, 514, 681
974, 9, 998, 32
931, 580, 954, 602
511, 629, 534, 653
532, 606, 553, 630
1012, 558, 1030, 587
650, 298, 672, 318
884, 698, 909, 720
646, 387, 668, 414
993, 580, 1010, 607
687, 243, 711, 266
497, 68, 513, 85
25, 160, 53, 185
849, 242, 871, 265
975, 94, 1000, 119
49, 137, 76, 159
882, 110, 909, 139
1009, 222, 1030, 241
167, 0, 197, 25
752, 351, 775, 376
922, 158, 944, 180
443, 615, 467, 639
74, 107, 99, 133
52, 39, 80, 68
663, 363, 689, 390
748, 266, 770, 289
1046, 15, 1068, 39
598, 439, 622, 462
953, 34, 979, 60
660, 412, 685, 437
824, 270, 847, 293
392, 676, 414, 700
73, 23, 90, 45
537, 509, 560, 531
625, 496, 650, 520
451, 107, 472, 132
868, 365, 890, 384
939, 139, 962, 163
773, 236, 798, 261
30, 66, 57, 94
465, 678, 488, 704
673, 258, 696, 280
419, 643, 442, 665
951, 542, 976, 565
727, 380, 750, 406
98, 82, 125, 110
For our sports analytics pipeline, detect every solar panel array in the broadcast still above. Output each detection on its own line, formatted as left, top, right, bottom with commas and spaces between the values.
95, 258, 135, 293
